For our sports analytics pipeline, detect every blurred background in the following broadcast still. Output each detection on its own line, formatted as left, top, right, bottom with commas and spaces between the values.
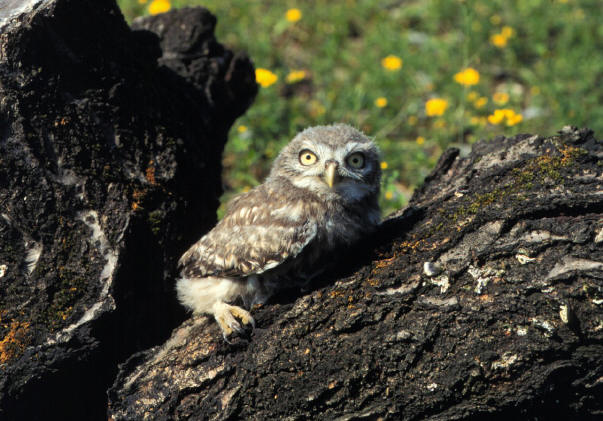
118, 0, 602, 216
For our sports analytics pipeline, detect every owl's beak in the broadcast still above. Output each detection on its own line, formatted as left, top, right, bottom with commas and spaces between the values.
324, 161, 340, 188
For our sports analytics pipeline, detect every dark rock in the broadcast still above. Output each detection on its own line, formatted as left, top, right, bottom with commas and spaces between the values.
0, 1, 256, 420
108, 127, 603, 420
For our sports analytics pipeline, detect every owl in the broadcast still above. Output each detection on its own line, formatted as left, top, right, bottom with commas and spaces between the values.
176, 124, 381, 341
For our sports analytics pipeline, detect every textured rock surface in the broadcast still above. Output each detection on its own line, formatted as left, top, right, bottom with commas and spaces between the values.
0, 1, 256, 420
109, 127, 602, 420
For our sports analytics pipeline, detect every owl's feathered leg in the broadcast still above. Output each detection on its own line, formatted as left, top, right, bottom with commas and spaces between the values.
176, 276, 255, 341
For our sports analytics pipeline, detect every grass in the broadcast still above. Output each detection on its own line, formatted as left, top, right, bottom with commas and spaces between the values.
118, 0, 602, 216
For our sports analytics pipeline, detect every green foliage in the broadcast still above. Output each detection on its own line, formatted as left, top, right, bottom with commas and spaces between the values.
118, 0, 602, 216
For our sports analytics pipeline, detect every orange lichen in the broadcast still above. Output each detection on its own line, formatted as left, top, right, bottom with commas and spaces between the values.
559, 144, 585, 165
396, 238, 428, 253
54, 117, 69, 127
131, 189, 146, 211
374, 255, 395, 269
365, 278, 380, 287
145, 160, 157, 185
0, 319, 31, 364
479, 294, 493, 302
328, 290, 346, 299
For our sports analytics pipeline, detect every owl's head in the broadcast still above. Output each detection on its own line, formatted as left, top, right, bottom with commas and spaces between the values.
268, 124, 381, 203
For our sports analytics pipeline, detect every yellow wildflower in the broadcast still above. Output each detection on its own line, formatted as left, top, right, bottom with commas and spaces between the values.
285, 8, 302, 23
454, 68, 480, 86
385, 191, 394, 200
467, 91, 479, 101
286, 70, 307, 84
490, 33, 508, 48
416, 136, 425, 145
490, 15, 501, 25
501, 26, 515, 38
469, 116, 480, 125
487, 109, 523, 126
255, 68, 278, 88
380, 161, 389, 170
242, 186, 251, 193
425, 98, 448, 117
375, 97, 388, 108
237, 125, 248, 133
309, 100, 326, 117
573, 8, 584, 20
493, 92, 509, 105
487, 109, 505, 124
381, 55, 403, 71
407, 115, 418, 126
148, 0, 170, 15
474, 97, 488, 108
507, 113, 523, 126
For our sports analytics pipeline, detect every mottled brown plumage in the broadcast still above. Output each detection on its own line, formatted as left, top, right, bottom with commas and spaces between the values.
176, 124, 381, 340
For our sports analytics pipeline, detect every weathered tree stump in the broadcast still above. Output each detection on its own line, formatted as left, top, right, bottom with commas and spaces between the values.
0, 1, 256, 420
108, 127, 602, 420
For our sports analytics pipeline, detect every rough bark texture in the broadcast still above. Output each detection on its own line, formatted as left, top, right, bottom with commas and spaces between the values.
0, 2, 256, 420
108, 127, 602, 420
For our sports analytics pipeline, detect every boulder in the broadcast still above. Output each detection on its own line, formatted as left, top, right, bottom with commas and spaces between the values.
0, 1, 256, 420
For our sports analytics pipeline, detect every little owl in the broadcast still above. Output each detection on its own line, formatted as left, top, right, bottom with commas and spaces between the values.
176, 124, 381, 341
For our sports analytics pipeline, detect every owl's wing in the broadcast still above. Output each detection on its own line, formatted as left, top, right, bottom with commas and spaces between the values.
178, 187, 318, 279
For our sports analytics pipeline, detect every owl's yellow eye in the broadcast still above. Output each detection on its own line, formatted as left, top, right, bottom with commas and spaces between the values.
346, 152, 365, 169
299, 150, 318, 166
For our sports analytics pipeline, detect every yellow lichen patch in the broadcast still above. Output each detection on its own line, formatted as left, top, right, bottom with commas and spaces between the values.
365, 278, 380, 287
396, 238, 427, 253
559, 144, 585, 165
374, 255, 395, 269
328, 290, 346, 299
0, 319, 31, 364
57, 306, 73, 321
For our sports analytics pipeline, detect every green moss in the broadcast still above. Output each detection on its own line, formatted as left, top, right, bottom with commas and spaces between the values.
45, 266, 86, 330
448, 142, 586, 226
148, 209, 164, 236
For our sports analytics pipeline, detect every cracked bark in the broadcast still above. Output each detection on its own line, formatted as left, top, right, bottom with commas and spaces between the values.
109, 127, 602, 420
0, 2, 256, 420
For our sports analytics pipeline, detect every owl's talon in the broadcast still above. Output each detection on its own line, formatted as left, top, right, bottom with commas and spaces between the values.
213, 302, 254, 342
230, 320, 244, 334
